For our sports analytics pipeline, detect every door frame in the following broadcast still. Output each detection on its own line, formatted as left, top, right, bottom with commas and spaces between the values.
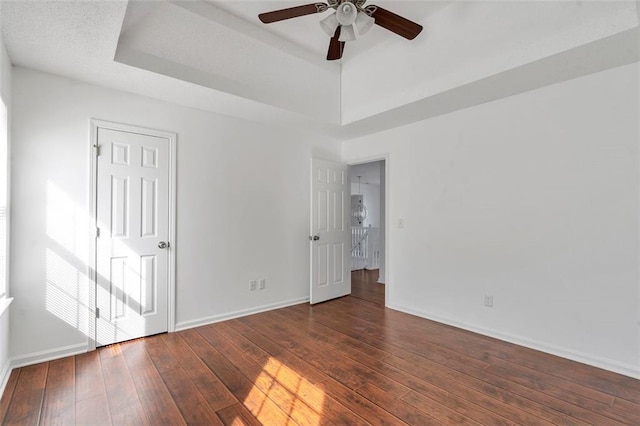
87, 119, 177, 351
346, 154, 390, 306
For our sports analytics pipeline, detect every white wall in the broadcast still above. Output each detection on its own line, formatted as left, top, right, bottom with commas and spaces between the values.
343, 63, 640, 378
9, 67, 340, 361
0, 32, 12, 393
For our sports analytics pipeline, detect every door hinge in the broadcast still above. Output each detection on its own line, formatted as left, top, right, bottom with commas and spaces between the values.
95, 307, 100, 319
93, 144, 100, 156
96, 227, 100, 238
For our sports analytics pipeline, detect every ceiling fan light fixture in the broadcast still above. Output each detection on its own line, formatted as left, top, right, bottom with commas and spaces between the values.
336, 2, 357, 26
320, 12, 340, 37
354, 11, 374, 36
259, 1, 423, 61
338, 24, 357, 42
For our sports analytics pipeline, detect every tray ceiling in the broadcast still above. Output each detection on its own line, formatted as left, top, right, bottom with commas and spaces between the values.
1, 0, 638, 139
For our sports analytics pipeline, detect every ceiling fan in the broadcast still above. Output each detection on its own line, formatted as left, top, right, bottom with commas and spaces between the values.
258, 0, 423, 61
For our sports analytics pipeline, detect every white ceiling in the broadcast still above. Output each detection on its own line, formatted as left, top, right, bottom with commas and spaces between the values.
1, 0, 638, 140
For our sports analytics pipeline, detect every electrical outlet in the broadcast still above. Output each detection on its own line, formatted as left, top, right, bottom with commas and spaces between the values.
250, 280, 257, 291
259, 278, 266, 290
484, 295, 494, 308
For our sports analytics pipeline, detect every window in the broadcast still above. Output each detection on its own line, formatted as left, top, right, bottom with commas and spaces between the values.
0, 98, 7, 299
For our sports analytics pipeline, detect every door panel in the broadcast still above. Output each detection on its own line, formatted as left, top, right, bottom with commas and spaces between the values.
141, 178, 158, 237
310, 159, 350, 304
95, 127, 170, 346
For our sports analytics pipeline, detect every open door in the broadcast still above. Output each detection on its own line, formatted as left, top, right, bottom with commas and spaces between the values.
310, 158, 351, 304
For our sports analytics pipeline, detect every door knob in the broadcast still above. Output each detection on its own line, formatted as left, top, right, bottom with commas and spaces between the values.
308, 235, 320, 241
158, 241, 169, 249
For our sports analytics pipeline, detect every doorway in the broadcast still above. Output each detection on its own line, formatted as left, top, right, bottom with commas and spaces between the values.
348, 160, 386, 306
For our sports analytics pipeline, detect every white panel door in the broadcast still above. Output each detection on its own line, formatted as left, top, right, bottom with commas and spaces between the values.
310, 158, 350, 304
95, 127, 170, 346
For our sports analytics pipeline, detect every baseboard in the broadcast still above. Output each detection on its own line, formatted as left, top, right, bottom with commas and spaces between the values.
175, 297, 310, 332
9, 342, 88, 370
388, 303, 640, 380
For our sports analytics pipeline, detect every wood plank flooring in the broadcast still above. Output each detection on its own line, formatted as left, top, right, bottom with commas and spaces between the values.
350, 269, 385, 305
1, 271, 639, 425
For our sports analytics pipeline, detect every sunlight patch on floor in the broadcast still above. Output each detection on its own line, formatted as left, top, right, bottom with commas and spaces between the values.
244, 356, 325, 425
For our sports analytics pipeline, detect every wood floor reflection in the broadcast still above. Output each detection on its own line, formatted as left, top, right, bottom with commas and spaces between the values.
350, 268, 385, 306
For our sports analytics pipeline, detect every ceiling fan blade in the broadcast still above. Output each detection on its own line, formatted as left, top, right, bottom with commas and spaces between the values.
368, 6, 423, 40
259, 3, 328, 24
327, 26, 345, 60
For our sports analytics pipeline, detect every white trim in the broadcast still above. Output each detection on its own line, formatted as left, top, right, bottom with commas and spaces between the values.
88, 121, 98, 351
9, 343, 88, 370
388, 303, 640, 380
175, 297, 309, 332
0, 357, 12, 398
0, 97, 10, 307
167, 126, 177, 333
89, 119, 177, 348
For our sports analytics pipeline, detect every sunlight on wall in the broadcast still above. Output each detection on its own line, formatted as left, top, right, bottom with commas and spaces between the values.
244, 356, 325, 425
45, 248, 89, 335
46, 181, 91, 337
47, 181, 89, 261
46, 180, 150, 345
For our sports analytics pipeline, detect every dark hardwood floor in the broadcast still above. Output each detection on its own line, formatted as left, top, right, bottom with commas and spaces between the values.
2, 271, 639, 425
350, 269, 385, 305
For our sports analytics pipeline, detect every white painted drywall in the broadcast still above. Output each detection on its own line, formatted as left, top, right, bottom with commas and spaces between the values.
343, 63, 640, 377
0, 32, 12, 393
116, 0, 341, 124
9, 67, 340, 360
342, 1, 638, 124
